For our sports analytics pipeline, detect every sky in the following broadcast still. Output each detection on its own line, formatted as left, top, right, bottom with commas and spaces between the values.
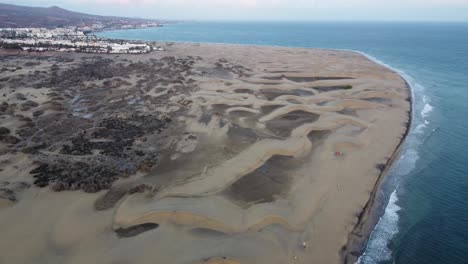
3, 0, 468, 21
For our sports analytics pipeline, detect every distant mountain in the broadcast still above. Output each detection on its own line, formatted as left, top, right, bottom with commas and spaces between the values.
0, 3, 159, 28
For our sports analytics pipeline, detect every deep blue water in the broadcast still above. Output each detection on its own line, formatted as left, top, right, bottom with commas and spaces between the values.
98, 22, 468, 264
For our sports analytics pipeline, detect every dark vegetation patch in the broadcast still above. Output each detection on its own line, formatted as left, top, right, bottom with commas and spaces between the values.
0, 182, 30, 202
287, 99, 302, 104
94, 184, 152, 211
31, 161, 119, 192
224, 155, 301, 206
23, 61, 41, 67
317, 101, 330, 106
0, 127, 10, 135
286, 76, 353, 83
0, 54, 199, 193
233, 88, 254, 94
266, 111, 320, 137
376, 163, 386, 172
198, 111, 212, 125
307, 130, 331, 142
364, 97, 392, 104
313, 85, 353, 93
190, 228, 228, 237
0, 134, 20, 144
0, 126, 20, 144
94, 185, 130, 210
337, 108, 357, 116
27, 115, 170, 192
261, 88, 314, 100
227, 110, 257, 119
226, 124, 258, 145
115, 223, 159, 238
260, 76, 353, 82
61, 115, 170, 156
15, 93, 27, 101
20, 100, 38, 111
260, 105, 284, 115
267, 70, 301, 74
260, 76, 283, 81
211, 104, 231, 113
213, 58, 251, 77
32, 110, 44, 117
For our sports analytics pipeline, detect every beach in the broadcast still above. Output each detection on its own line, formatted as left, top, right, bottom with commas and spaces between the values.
0, 43, 410, 264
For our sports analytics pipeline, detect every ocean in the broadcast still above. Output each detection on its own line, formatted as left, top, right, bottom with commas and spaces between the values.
97, 22, 468, 264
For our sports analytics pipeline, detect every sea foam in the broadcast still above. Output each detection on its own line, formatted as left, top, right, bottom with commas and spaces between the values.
356, 190, 401, 264
421, 103, 433, 119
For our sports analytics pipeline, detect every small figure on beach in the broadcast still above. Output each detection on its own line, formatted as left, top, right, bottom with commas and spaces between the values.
335, 151, 344, 157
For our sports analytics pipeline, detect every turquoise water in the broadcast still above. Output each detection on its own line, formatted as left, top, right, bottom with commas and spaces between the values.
97, 22, 468, 264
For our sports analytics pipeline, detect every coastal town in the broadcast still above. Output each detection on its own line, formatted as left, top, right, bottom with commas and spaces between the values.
0, 24, 164, 54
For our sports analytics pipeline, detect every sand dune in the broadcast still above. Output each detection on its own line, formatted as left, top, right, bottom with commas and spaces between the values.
0, 43, 410, 264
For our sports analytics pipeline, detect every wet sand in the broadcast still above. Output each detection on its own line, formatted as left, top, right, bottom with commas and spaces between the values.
0, 43, 410, 264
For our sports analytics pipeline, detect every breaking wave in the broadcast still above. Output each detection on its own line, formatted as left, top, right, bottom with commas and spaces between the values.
357, 190, 401, 264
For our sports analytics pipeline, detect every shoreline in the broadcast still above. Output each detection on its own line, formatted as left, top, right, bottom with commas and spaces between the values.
340, 51, 413, 263
0, 43, 411, 264
341, 84, 412, 264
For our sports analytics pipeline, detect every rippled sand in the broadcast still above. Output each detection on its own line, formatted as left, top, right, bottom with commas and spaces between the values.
0, 43, 410, 264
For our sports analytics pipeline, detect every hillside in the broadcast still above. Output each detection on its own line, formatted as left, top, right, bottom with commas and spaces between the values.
0, 3, 158, 28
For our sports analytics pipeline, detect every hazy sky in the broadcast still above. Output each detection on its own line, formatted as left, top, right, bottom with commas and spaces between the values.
4, 0, 468, 21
